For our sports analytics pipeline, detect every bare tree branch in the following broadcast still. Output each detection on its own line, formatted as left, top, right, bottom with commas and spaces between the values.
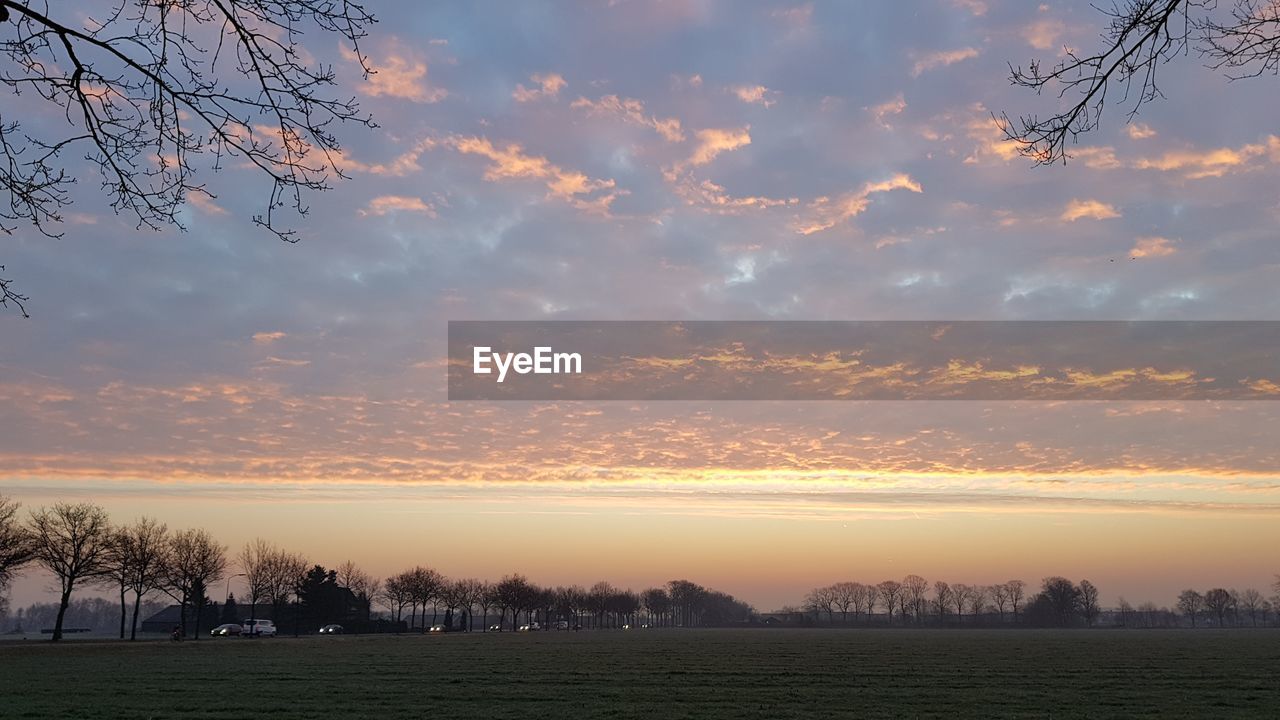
0, 0, 377, 314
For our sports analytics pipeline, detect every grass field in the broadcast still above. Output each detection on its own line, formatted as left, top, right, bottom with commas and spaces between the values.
2, 628, 1278, 718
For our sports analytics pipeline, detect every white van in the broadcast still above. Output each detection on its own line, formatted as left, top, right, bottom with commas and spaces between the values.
242, 619, 277, 637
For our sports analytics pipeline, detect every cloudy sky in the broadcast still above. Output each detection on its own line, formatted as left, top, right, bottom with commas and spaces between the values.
3, 0, 1280, 611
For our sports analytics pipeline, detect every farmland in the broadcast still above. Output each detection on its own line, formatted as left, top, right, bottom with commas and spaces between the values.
2, 629, 1278, 718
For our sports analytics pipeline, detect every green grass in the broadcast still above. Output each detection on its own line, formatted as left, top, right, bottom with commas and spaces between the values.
2, 629, 1278, 718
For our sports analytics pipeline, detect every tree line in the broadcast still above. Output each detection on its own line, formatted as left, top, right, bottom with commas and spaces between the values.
798, 575, 1280, 629
0, 497, 752, 640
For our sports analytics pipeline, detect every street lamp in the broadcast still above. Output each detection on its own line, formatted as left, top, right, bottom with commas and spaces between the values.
225, 573, 246, 603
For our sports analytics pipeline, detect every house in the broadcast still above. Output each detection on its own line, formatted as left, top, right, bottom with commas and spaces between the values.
140, 603, 250, 634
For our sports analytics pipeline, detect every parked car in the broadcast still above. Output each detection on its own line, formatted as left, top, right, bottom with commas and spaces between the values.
551, 620, 570, 630
242, 619, 277, 637
210, 623, 242, 637
319, 624, 343, 634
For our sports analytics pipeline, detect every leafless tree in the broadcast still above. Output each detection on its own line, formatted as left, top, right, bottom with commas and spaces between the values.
0, 494, 35, 599
951, 583, 972, 625
1000, 0, 1280, 164
335, 558, 378, 629
873, 580, 901, 627
1239, 588, 1265, 626
1078, 580, 1101, 627
164, 527, 226, 639
27, 501, 112, 640
409, 566, 444, 630
236, 537, 275, 634
1203, 587, 1233, 626
932, 581, 952, 623
904, 575, 931, 625
991, 582, 1011, 623
966, 584, 988, 623
378, 571, 412, 629
95, 527, 132, 639
641, 586, 670, 628
854, 583, 876, 625
451, 577, 486, 632
1005, 579, 1026, 621
0, 0, 378, 314
804, 584, 836, 624
97, 517, 168, 640
1177, 588, 1204, 627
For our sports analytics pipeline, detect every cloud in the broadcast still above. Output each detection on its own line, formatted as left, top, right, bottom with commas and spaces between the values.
672, 177, 799, 214
345, 43, 447, 103
1126, 123, 1157, 140
1024, 18, 1065, 50
950, 0, 987, 15
252, 332, 287, 345
337, 138, 438, 177
1130, 236, 1177, 258
1061, 199, 1121, 222
911, 47, 980, 77
448, 136, 618, 207
360, 195, 437, 217
962, 107, 1021, 163
869, 93, 907, 128
686, 127, 752, 167
513, 73, 567, 102
1072, 146, 1121, 169
571, 95, 685, 141
186, 192, 228, 216
1133, 140, 1277, 179
794, 174, 923, 235
731, 85, 777, 108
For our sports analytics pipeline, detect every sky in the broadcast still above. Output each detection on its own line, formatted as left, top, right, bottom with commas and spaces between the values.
3, 0, 1280, 612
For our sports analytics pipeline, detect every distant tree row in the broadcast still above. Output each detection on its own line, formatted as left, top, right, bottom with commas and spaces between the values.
801, 577, 1033, 626
797, 573, 1280, 630
0, 496, 752, 640
378, 570, 749, 633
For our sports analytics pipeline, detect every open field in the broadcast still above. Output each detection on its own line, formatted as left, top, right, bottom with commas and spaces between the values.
2, 629, 1279, 719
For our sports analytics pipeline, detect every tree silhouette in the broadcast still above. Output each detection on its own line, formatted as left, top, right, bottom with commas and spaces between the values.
1000, 0, 1280, 164
27, 501, 112, 640
0, 494, 35, 598
0, 0, 377, 314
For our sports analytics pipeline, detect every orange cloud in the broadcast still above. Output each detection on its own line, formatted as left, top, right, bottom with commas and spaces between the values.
1130, 236, 1177, 258
731, 85, 777, 108
794, 174, 922, 235
345, 44, 447, 103
571, 95, 685, 142
1024, 18, 1064, 50
1072, 146, 1121, 169
513, 73, 566, 102
1060, 199, 1120, 222
252, 332, 287, 345
449, 136, 618, 207
337, 138, 438, 177
187, 192, 228, 216
360, 195, 437, 217
911, 47, 980, 77
869, 93, 906, 128
963, 107, 1021, 163
672, 177, 799, 214
1133, 142, 1272, 179
687, 127, 752, 167
1126, 123, 1157, 140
